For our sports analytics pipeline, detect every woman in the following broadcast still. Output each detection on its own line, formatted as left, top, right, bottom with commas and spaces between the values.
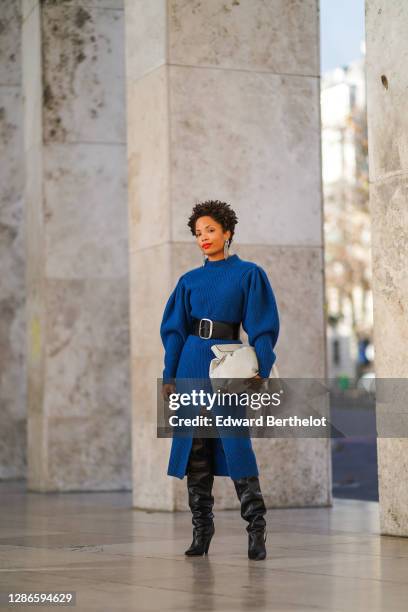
160, 200, 280, 560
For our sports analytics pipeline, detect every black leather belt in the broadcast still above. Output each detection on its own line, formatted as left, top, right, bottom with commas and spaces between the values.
191, 317, 240, 340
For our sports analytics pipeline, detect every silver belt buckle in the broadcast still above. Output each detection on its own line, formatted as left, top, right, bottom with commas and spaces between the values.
199, 318, 213, 339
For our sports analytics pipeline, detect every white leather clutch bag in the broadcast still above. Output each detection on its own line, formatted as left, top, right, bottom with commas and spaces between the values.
209, 343, 279, 392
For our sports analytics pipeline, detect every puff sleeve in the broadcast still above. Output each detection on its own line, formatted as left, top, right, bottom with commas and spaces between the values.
160, 274, 192, 383
240, 265, 280, 378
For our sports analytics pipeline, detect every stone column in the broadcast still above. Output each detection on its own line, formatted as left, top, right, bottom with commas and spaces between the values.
0, 1, 26, 479
22, 0, 131, 491
126, 0, 329, 510
366, 0, 408, 535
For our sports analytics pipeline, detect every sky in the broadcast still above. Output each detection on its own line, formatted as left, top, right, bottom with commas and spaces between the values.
320, 0, 365, 74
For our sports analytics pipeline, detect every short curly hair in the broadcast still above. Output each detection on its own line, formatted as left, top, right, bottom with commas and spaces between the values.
187, 200, 239, 244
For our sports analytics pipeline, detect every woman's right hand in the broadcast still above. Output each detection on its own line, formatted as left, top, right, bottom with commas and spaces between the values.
162, 382, 176, 401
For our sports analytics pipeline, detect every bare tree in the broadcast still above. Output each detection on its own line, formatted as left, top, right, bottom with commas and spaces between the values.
324, 104, 372, 339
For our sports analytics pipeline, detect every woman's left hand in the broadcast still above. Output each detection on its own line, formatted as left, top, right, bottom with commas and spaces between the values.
245, 373, 265, 389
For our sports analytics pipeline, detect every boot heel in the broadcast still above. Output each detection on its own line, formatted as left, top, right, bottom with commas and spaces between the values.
185, 532, 213, 556
185, 526, 215, 556
204, 533, 213, 554
248, 530, 267, 560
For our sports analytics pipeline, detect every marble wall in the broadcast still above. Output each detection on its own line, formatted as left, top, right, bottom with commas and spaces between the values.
0, 1, 26, 479
366, 0, 408, 535
22, 0, 131, 491
126, 0, 330, 510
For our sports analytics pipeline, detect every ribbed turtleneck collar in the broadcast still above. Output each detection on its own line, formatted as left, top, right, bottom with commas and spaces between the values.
204, 253, 239, 267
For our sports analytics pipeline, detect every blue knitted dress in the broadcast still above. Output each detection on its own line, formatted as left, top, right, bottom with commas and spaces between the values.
160, 253, 280, 480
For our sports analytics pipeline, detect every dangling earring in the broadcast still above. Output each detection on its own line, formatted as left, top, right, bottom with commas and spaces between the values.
224, 239, 230, 259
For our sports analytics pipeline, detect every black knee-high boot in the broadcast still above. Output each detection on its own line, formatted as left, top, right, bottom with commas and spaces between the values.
233, 475, 267, 560
185, 437, 215, 556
